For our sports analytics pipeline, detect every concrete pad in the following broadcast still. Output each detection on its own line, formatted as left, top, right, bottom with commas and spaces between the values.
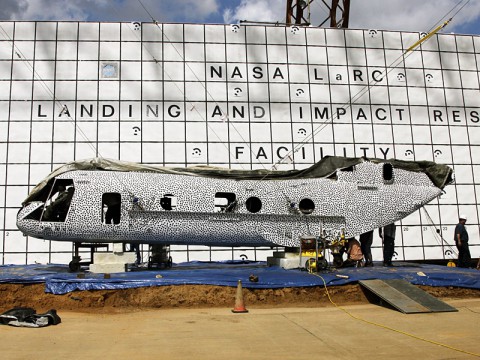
267, 256, 301, 269
112, 243, 123, 253
89, 251, 136, 273
0, 299, 479, 359
93, 252, 136, 264
89, 263, 127, 273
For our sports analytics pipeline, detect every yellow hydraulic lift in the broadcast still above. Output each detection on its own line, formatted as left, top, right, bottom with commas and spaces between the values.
301, 229, 347, 272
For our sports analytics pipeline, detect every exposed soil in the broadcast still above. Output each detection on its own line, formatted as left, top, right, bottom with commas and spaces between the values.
0, 283, 478, 314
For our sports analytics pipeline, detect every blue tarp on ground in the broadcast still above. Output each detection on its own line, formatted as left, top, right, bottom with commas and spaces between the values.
0, 261, 479, 295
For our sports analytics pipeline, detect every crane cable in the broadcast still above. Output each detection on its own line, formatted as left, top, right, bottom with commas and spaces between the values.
421, 207, 458, 258
135, 0, 304, 212
137, 0, 268, 171
273, 0, 470, 169
133, 0, 473, 227
0, 25, 143, 206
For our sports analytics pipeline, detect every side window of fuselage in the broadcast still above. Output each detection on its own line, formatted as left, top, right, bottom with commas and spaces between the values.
382, 163, 394, 184
103, 193, 121, 224
160, 194, 177, 211
214, 192, 237, 213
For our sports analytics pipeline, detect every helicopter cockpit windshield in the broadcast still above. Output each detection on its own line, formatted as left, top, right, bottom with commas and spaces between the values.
24, 179, 75, 222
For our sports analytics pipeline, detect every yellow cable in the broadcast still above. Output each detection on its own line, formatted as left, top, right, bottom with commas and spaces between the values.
406, 18, 451, 52
310, 272, 480, 358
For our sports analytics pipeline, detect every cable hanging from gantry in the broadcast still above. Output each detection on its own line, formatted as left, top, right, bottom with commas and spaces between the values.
132, 0, 301, 209
406, 18, 452, 52
134, 0, 274, 171
407, 0, 471, 52
271, 0, 471, 170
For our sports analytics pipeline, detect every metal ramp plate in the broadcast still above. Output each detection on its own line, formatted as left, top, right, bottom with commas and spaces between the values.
359, 279, 457, 314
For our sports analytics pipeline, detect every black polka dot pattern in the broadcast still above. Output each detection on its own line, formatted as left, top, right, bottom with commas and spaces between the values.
17, 161, 444, 247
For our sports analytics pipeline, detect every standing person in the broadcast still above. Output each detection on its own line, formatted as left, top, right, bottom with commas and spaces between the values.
130, 243, 141, 265
379, 223, 396, 267
454, 215, 471, 268
105, 202, 121, 224
360, 230, 374, 267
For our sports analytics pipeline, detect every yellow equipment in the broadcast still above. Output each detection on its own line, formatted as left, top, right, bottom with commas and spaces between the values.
300, 236, 328, 272
300, 230, 348, 272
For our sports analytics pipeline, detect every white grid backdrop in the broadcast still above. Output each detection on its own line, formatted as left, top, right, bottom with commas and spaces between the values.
0, 21, 479, 264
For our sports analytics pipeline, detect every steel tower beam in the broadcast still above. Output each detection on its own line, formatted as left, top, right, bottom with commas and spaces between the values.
320, 0, 350, 28
285, 0, 313, 25
286, 0, 350, 28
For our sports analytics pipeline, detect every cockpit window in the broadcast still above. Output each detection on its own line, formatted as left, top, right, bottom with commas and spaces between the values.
41, 179, 75, 222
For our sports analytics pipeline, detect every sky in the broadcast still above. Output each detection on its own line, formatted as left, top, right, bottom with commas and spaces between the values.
1, 0, 480, 35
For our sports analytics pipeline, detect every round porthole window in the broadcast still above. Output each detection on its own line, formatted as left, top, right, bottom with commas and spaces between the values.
245, 197, 262, 213
299, 198, 315, 215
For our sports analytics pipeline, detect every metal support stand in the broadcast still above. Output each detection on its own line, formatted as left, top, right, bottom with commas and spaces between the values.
148, 245, 173, 269
69, 242, 110, 272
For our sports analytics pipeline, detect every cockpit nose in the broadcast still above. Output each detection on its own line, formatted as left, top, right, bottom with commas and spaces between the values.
16, 202, 45, 237
17, 201, 44, 222
17, 202, 44, 221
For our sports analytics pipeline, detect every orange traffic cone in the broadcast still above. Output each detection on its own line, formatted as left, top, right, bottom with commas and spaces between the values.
232, 280, 248, 313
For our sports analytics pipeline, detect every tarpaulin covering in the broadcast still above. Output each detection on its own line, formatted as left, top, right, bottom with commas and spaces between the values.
0, 264, 71, 283
1, 262, 478, 295
23, 156, 453, 204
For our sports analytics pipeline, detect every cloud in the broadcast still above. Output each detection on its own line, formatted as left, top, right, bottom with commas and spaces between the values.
1, 0, 479, 36
348, 0, 480, 33
1, 0, 113, 21
176, 0, 219, 21
0, 0, 220, 22
0, 0, 28, 20
222, 0, 480, 34
223, 0, 284, 24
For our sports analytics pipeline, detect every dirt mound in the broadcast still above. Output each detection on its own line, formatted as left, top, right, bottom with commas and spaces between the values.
0, 283, 478, 314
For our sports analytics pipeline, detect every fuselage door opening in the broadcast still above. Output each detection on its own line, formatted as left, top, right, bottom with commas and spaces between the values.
103, 192, 121, 224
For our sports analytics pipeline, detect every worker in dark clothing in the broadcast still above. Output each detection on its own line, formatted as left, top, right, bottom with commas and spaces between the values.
105, 203, 121, 224
43, 186, 65, 221
360, 230, 374, 267
55, 187, 74, 221
379, 223, 396, 267
455, 215, 471, 268
43, 186, 74, 221
130, 243, 141, 265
